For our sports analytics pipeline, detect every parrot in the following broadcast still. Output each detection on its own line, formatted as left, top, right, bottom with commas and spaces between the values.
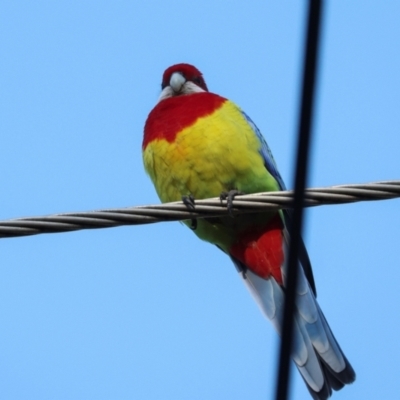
142, 63, 355, 399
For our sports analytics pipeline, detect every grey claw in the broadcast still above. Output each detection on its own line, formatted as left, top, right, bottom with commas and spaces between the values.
220, 190, 244, 217
182, 194, 197, 230
182, 194, 195, 209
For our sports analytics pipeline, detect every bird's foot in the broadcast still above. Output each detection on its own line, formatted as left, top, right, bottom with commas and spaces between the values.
220, 190, 244, 217
182, 194, 197, 230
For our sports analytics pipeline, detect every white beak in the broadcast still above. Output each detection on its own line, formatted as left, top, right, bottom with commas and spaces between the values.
169, 72, 186, 93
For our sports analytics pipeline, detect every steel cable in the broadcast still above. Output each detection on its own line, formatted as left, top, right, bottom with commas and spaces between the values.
1, 180, 399, 239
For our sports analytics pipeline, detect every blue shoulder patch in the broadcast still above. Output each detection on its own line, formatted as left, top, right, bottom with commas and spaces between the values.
241, 111, 286, 190
240, 111, 317, 295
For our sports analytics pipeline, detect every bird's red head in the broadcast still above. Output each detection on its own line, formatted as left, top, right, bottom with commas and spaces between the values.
161, 63, 208, 92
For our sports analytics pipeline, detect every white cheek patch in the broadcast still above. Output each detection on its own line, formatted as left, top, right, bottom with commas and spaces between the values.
181, 81, 206, 95
157, 81, 206, 103
157, 86, 174, 102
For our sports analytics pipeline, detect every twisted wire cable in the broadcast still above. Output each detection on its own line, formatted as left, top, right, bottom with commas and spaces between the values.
1, 180, 399, 239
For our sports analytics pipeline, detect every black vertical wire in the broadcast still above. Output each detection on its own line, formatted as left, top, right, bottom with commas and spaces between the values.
274, 1, 323, 400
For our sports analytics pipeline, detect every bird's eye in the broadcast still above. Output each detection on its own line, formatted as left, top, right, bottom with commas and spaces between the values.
192, 77, 203, 86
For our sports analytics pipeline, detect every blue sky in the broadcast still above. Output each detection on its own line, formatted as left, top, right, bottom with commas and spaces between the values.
1, 2, 399, 399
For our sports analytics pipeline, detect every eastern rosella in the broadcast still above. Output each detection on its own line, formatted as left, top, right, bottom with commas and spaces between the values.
142, 63, 355, 399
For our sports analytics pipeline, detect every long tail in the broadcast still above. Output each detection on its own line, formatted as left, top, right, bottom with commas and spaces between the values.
230, 256, 355, 399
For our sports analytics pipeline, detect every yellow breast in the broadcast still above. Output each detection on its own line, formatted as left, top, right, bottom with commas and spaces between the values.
143, 100, 278, 203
